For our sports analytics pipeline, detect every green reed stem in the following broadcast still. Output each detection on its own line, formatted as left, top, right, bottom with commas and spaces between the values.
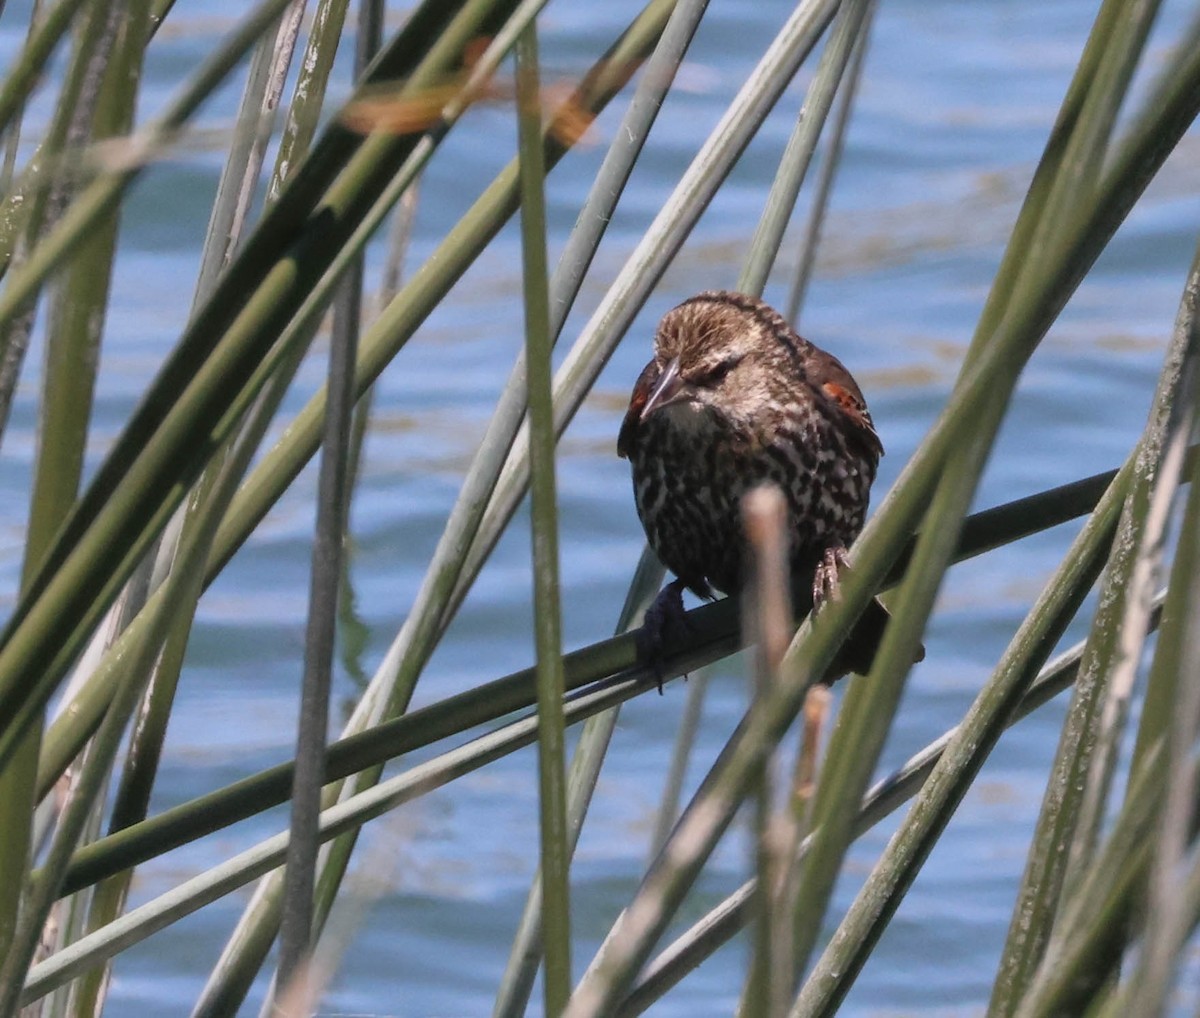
516, 20, 572, 1014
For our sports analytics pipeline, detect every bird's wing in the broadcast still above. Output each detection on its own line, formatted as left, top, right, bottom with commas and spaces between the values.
807, 356, 884, 459
617, 359, 659, 459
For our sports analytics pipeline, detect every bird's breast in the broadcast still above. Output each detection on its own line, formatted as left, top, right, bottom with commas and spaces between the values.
626, 397, 876, 596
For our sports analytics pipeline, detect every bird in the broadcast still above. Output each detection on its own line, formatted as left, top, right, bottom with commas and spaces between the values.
617, 289, 910, 683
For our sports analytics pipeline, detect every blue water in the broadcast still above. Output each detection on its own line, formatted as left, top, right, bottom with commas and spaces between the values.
3, 0, 1200, 1013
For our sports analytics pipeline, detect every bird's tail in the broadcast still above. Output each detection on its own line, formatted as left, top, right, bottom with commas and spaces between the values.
826, 594, 925, 682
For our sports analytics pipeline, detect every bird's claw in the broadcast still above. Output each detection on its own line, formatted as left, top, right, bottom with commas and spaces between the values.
812, 546, 852, 614
637, 579, 692, 693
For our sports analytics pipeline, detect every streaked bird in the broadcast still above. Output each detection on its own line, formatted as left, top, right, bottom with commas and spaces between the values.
618, 290, 914, 681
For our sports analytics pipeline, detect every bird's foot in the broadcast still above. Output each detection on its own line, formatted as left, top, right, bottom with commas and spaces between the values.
812, 547, 928, 677
812, 546, 852, 614
638, 578, 693, 693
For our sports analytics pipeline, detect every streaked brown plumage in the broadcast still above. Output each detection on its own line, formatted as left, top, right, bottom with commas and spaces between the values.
618, 290, 901, 679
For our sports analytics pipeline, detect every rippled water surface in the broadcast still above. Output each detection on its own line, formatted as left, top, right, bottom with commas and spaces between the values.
3, 0, 1200, 1013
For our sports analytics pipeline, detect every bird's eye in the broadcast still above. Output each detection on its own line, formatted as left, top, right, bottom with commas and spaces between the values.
697, 356, 740, 386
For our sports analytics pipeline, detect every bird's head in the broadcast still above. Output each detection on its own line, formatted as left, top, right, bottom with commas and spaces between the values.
618, 292, 795, 457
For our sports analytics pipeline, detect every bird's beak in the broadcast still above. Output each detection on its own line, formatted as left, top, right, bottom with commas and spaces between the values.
639, 356, 687, 421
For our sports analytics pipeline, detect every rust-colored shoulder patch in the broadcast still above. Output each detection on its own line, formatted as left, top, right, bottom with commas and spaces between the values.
821, 381, 883, 457
822, 381, 861, 415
